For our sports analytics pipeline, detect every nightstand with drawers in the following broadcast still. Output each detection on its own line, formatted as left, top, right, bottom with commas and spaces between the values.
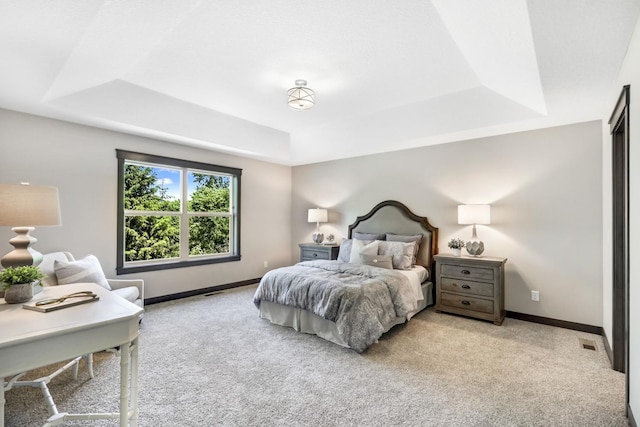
434, 254, 507, 325
298, 243, 339, 262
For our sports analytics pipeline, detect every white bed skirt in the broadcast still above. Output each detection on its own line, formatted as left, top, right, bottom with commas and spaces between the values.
258, 281, 433, 350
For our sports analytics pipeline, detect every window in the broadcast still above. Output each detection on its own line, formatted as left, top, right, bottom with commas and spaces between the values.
116, 150, 241, 274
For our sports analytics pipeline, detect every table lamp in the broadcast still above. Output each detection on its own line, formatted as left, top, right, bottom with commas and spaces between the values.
0, 183, 62, 267
308, 208, 328, 244
458, 204, 490, 256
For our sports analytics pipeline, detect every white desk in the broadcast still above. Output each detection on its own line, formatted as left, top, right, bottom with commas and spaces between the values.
0, 283, 143, 426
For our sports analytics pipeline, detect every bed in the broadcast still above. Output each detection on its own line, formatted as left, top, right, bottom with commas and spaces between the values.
253, 200, 439, 352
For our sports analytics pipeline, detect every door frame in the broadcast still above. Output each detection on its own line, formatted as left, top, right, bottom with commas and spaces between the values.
609, 85, 630, 408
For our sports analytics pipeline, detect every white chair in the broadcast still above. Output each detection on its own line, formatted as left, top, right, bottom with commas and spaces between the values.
39, 251, 144, 311
38, 251, 144, 377
4, 252, 144, 419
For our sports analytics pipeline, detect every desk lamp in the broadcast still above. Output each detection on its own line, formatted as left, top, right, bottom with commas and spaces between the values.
0, 183, 61, 267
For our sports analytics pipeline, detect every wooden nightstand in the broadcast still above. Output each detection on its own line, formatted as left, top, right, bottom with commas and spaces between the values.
298, 243, 339, 262
434, 254, 507, 325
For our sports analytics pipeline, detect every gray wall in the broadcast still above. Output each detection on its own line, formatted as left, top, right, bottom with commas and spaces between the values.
293, 120, 603, 326
0, 108, 605, 326
0, 108, 293, 299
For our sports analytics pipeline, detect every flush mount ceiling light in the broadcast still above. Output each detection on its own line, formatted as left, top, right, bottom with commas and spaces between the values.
287, 79, 315, 110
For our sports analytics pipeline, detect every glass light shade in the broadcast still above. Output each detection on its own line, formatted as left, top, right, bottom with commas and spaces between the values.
458, 204, 490, 225
288, 80, 315, 110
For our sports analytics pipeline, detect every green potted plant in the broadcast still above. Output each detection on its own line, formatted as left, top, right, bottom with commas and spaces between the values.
0, 265, 44, 304
447, 238, 465, 257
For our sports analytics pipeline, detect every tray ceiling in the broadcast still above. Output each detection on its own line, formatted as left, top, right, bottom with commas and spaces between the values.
1, 0, 639, 165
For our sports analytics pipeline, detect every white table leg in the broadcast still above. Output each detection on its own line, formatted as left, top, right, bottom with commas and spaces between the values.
1, 377, 5, 427
119, 342, 131, 427
130, 338, 139, 427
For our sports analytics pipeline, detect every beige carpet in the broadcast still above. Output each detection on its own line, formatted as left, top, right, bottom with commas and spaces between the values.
5, 284, 626, 426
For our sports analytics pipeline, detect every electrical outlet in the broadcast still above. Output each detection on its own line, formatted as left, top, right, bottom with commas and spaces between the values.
263, 261, 268, 268
531, 290, 540, 301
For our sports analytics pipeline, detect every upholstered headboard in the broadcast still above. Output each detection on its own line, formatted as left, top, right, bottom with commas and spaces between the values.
347, 200, 439, 273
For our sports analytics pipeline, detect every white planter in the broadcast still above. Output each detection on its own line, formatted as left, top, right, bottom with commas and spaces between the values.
452, 248, 462, 257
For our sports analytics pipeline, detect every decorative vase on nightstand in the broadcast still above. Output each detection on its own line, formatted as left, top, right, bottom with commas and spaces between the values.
447, 238, 465, 258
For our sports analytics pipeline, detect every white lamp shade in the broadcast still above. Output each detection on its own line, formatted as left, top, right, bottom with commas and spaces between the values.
308, 208, 328, 223
0, 183, 61, 227
458, 204, 490, 225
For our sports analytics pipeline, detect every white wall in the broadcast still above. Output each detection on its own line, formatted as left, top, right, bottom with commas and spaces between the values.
606, 12, 640, 421
293, 120, 603, 326
0, 108, 292, 299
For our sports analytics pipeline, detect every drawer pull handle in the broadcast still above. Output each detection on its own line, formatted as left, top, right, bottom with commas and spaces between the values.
461, 284, 471, 289
461, 300, 471, 306
461, 269, 471, 275
313, 253, 318, 257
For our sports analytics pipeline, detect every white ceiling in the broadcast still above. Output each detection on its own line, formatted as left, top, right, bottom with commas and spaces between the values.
1, 0, 639, 165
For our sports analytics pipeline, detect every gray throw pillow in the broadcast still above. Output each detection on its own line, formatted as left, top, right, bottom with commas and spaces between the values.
54, 254, 112, 290
360, 254, 393, 269
378, 241, 417, 270
386, 233, 423, 265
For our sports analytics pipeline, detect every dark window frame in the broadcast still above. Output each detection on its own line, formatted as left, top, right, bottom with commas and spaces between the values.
116, 149, 242, 275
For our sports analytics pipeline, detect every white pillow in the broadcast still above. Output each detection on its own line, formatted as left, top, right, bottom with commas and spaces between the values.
337, 239, 353, 263
54, 254, 112, 290
349, 239, 379, 264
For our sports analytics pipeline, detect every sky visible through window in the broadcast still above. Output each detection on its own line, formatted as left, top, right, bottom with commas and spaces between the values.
154, 167, 181, 200
153, 167, 226, 202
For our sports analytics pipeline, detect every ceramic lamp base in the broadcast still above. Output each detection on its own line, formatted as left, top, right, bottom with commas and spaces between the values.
465, 240, 485, 256
465, 224, 485, 256
312, 232, 324, 244
1, 226, 43, 268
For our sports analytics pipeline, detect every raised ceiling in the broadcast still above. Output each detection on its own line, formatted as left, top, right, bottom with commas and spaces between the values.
1, 0, 639, 165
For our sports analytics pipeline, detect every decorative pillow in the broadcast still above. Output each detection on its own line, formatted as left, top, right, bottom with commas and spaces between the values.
54, 254, 112, 290
337, 239, 353, 263
349, 239, 379, 264
378, 241, 417, 270
353, 232, 386, 241
386, 233, 423, 265
360, 254, 393, 269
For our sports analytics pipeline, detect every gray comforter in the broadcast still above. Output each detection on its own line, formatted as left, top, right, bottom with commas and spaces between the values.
253, 260, 420, 352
